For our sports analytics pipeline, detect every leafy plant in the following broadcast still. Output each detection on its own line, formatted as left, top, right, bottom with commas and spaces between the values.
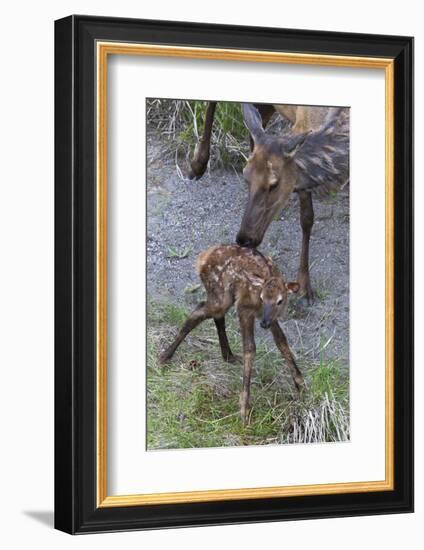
166, 246, 191, 259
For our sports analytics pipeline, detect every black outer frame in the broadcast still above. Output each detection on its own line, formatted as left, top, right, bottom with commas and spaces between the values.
54, 15, 414, 534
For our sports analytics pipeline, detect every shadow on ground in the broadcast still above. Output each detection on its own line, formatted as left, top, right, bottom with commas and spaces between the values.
23, 510, 54, 528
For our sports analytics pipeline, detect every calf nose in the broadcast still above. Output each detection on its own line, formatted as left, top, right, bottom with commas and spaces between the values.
260, 320, 271, 330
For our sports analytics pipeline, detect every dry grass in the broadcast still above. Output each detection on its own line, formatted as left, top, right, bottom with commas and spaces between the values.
147, 99, 249, 173
146, 98, 290, 174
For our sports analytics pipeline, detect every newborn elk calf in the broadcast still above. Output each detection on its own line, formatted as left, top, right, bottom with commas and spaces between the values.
159, 245, 305, 423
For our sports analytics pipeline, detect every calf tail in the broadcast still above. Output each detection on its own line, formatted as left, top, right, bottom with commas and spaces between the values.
195, 246, 220, 276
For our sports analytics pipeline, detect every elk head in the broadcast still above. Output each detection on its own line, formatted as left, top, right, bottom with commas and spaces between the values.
236, 103, 349, 248
236, 103, 310, 248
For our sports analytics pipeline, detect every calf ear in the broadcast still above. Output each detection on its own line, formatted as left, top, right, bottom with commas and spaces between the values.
285, 282, 300, 294
242, 103, 265, 143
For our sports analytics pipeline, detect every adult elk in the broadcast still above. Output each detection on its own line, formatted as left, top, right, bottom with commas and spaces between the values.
189, 102, 349, 303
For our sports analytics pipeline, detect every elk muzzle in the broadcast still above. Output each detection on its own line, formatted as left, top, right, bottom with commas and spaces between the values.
236, 191, 269, 248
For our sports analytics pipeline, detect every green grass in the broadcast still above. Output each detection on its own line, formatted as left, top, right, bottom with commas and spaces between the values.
150, 302, 189, 326
146, 301, 349, 450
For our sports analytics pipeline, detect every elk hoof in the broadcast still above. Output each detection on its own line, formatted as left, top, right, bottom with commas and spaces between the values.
187, 169, 199, 180
240, 393, 251, 425
226, 353, 242, 365
188, 162, 207, 180
299, 285, 316, 306
159, 351, 172, 365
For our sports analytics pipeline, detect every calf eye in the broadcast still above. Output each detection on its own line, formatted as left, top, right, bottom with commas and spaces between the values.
277, 298, 283, 305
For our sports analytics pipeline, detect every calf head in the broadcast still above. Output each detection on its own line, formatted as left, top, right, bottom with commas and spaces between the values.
259, 277, 299, 329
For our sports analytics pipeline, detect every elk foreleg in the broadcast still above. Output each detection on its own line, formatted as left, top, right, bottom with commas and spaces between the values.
214, 317, 240, 364
270, 320, 305, 392
238, 310, 256, 424
188, 101, 216, 180
298, 190, 315, 304
159, 301, 211, 364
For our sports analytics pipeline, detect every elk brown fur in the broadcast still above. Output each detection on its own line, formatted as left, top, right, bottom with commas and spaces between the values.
189, 103, 349, 304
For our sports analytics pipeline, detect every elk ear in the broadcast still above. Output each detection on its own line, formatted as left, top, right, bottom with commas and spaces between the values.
242, 103, 265, 143
283, 131, 310, 159
285, 282, 300, 294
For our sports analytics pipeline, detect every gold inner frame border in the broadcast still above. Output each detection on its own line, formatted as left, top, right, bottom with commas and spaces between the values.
96, 42, 394, 508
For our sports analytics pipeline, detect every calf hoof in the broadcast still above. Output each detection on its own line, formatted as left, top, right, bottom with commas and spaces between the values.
294, 375, 307, 394
240, 408, 250, 426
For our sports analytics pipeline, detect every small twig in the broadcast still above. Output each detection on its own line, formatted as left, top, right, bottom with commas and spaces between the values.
195, 412, 238, 424
295, 321, 304, 349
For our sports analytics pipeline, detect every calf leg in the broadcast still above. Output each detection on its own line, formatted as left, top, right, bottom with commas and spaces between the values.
188, 101, 216, 180
270, 320, 305, 392
238, 310, 256, 424
159, 301, 212, 364
297, 190, 315, 304
214, 317, 240, 364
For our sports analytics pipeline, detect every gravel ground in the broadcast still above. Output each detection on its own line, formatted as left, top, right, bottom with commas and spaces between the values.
147, 131, 350, 366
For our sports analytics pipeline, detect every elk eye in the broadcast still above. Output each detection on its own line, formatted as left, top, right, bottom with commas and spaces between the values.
277, 298, 283, 305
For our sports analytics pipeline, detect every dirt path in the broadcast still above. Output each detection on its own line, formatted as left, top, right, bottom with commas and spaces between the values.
147, 131, 349, 366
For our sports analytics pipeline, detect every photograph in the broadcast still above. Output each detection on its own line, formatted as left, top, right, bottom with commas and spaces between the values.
146, 99, 350, 450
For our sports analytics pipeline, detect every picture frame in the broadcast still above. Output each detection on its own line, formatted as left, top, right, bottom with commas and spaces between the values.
54, 14, 414, 534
